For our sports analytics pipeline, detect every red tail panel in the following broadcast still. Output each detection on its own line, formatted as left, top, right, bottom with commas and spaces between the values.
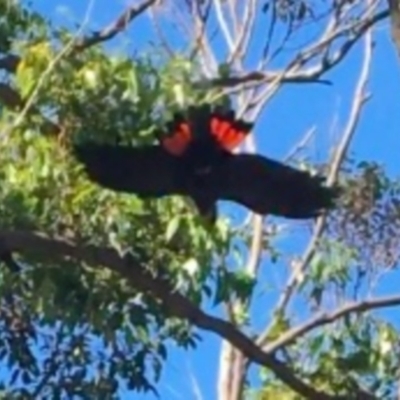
160, 105, 253, 155
161, 122, 191, 155
210, 116, 248, 151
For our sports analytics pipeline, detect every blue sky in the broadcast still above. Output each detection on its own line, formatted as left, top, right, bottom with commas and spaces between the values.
19, 1, 400, 399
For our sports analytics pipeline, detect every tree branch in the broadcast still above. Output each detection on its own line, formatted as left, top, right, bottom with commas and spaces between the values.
388, 0, 400, 59
196, 8, 388, 90
74, 0, 158, 51
199, 71, 332, 88
0, 0, 157, 139
257, 18, 374, 347
0, 0, 157, 74
264, 294, 400, 353
0, 228, 350, 400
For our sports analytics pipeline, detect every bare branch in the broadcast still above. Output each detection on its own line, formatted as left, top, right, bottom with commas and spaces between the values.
284, 126, 316, 163
387, 0, 400, 59
261, 1, 279, 63
3, 1, 96, 138
245, 215, 264, 279
220, 214, 263, 400
0, 228, 349, 400
74, 0, 157, 51
228, 348, 247, 400
0, 0, 157, 74
228, 0, 257, 64
213, 0, 235, 52
264, 294, 400, 353
327, 27, 373, 186
0, 0, 157, 140
198, 8, 388, 90
190, 0, 218, 76
198, 70, 332, 88
149, 6, 176, 58
220, 95, 268, 400
218, 340, 235, 400
257, 18, 374, 347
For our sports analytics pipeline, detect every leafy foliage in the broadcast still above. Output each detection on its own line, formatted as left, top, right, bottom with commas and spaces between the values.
0, 1, 398, 399
0, 2, 240, 397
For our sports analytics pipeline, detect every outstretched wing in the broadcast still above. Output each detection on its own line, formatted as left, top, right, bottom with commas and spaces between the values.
214, 154, 339, 218
73, 143, 182, 197
160, 104, 253, 155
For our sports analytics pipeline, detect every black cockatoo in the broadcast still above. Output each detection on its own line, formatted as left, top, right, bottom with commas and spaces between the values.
73, 104, 339, 222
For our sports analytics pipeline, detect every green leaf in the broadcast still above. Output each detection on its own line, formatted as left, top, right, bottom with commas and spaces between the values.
165, 215, 181, 242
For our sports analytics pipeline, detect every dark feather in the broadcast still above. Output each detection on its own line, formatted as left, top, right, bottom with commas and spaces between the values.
73, 144, 182, 197
212, 154, 339, 218
191, 192, 217, 224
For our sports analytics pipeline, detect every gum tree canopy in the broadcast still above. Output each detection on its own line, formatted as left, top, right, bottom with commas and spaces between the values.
0, 1, 399, 399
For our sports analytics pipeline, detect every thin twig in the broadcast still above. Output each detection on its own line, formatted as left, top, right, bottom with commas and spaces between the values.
213, 0, 234, 52
228, 0, 257, 64
0, 0, 156, 138
198, 8, 387, 90
284, 126, 316, 163
264, 294, 400, 353
257, 16, 374, 348
4, 0, 96, 136
0, 0, 157, 72
388, 0, 400, 59
73, 0, 157, 51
